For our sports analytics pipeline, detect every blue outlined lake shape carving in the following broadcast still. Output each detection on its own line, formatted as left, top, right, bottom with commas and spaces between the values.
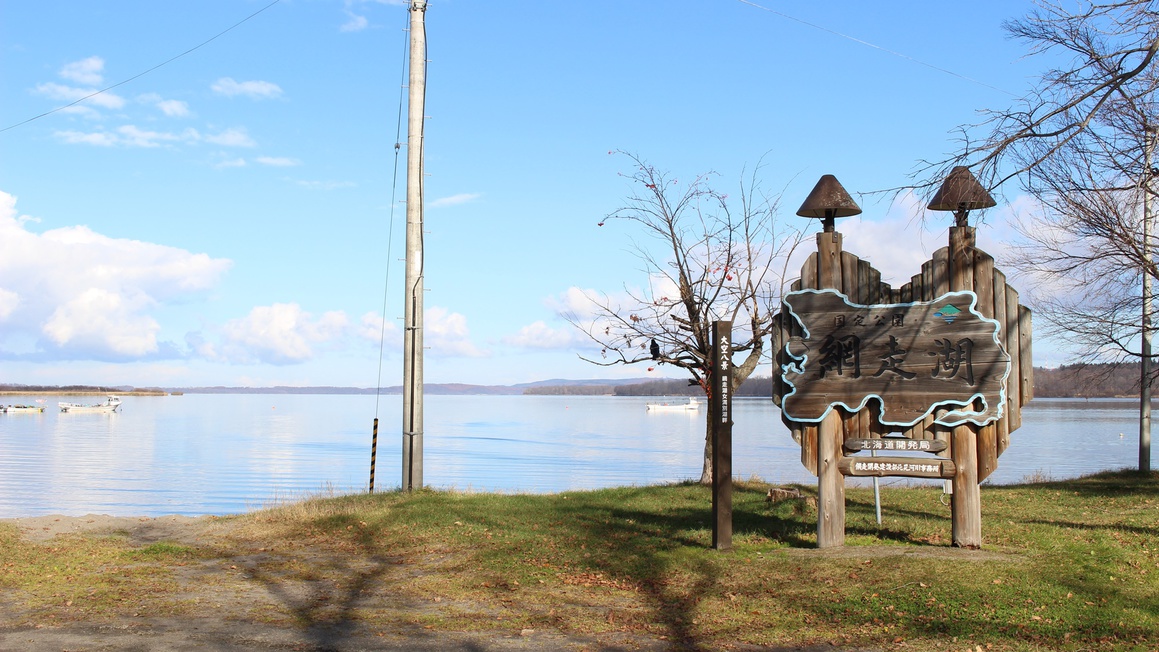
780, 289, 1011, 428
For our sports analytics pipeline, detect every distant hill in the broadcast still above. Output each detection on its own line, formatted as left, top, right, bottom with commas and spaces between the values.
166, 379, 655, 396
4, 366, 1142, 397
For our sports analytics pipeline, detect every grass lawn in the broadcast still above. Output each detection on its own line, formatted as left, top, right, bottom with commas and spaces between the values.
1, 470, 1156, 650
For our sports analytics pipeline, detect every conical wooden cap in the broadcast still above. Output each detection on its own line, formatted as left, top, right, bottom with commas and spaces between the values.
927, 166, 996, 211
796, 175, 862, 219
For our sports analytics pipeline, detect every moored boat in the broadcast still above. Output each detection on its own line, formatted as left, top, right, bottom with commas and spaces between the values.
645, 397, 701, 411
58, 396, 122, 413
2, 405, 46, 413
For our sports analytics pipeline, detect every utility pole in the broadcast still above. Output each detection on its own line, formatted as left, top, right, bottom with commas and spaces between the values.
1142, 125, 1156, 474
402, 0, 427, 491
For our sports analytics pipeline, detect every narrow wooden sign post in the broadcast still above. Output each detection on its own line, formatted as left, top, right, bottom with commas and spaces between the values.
711, 320, 733, 551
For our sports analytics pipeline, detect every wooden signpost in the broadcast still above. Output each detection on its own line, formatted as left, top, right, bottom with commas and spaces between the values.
712, 320, 733, 551
772, 172, 1033, 549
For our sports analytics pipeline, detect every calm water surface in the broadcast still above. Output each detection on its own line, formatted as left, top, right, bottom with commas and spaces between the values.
0, 394, 1148, 517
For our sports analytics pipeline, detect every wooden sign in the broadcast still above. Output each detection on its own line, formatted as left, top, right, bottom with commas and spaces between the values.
781, 289, 1011, 428
843, 438, 947, 453
711, 321, 733, 551
838, 456, 956, 479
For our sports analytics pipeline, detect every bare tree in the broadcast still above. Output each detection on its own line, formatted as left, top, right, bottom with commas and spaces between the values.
569, 152, 803, 484
922, 0, 1159, 191
1009, 106, 1157, 362
926, 1, 1159, 473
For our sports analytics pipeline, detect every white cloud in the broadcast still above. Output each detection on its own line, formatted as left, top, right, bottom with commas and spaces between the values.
117, 125, 191, 148
136, 93, 191, 118
215, 158, 247, 169
156, 99, 190, 117
256, 156, 301, 167
53, 125, 200, 148
547, 286, 613, 321
54, 130, 119, 147
212, 303, 350, 364
59, 56, 105, 85
430, 193, 481, 208
0, 191, 232, 360
425, 307, 488, 358
503, 320, 582, 350
0, 288, 19, 321
211, 77, 283, 100
42, 288, 161, 357
35, 82, 125, 109
204, 127, 256, 147
340, 11, 369, 32
358, 312, 400, 344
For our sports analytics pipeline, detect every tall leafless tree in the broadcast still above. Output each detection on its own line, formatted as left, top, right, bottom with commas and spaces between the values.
923, 0, 1159, 191
924, 1, 1159, 472
569, 152, 803, 484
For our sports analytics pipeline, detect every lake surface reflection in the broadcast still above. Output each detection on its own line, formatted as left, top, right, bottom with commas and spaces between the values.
0, 394, 1149, 517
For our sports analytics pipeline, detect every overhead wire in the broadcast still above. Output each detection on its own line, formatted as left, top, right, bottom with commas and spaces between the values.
0, 0, 284, 134
734, 0, 1017, 98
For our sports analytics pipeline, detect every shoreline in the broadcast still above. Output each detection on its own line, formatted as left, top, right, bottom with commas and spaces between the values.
0, 390, 168, 396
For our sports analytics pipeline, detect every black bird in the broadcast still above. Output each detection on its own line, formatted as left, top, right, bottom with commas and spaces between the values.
650, 339, 661, 360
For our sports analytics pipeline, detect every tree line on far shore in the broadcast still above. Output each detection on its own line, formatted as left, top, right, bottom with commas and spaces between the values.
525, 364, 1152, 399
4, 363, 1148, 398
524, 377, 774, 397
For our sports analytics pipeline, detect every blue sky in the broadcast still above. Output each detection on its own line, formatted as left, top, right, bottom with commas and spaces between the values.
0, 0, 1063, 388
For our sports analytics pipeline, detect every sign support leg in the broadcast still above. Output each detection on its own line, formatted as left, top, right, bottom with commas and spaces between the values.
951, 424, 982, 548
816, 409, 845, 548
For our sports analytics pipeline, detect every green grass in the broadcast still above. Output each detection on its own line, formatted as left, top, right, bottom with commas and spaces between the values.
1, 470, 1157, 650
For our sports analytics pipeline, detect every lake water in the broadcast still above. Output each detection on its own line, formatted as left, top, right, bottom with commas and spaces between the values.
0, 394, 1150, 517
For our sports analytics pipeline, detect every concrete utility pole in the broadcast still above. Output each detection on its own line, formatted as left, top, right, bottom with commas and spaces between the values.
1142, 125, 1156, 474
402, 0, 427, 491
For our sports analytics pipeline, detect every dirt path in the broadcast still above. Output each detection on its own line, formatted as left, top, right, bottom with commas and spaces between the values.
0, 515, 855, 652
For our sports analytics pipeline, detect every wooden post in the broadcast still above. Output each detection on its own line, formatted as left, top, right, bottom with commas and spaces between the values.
815, 230, 846, 548
817, 409, 845, 547
949, 226, 982, 548
951, 424, 982, 548
711, 321, 733, 551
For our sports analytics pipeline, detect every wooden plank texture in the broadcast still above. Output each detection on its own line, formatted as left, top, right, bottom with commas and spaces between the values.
951, 424, 982, 548
1005, 286, 1023, 433
1020, 305, 1034, 403
816, 410, 845, 548
992, 269, 1011, 456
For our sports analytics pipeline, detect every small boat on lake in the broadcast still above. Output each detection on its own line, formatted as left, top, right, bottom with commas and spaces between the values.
646, 397, 701, 411
2, 405, 45, 413
58, 396, 122, 413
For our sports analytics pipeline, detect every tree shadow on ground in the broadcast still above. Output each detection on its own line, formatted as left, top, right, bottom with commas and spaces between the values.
527, 482, 829, 650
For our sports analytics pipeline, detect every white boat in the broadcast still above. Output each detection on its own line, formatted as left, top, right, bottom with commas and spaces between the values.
646, 397, 701, 411
2, 405, 45, 413
58, 396, 122, 413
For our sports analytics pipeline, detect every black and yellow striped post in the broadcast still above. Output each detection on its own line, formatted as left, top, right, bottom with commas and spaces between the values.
369, 418, 379, 493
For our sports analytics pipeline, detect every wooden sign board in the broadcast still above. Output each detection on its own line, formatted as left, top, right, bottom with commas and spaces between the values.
843, 438, 947, 453
781, 289, 1011, 428
838, 456, 956, 479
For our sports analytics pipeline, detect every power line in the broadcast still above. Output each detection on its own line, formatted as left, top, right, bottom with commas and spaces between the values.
735, 0, 1016, 97
0, 0, 283, 134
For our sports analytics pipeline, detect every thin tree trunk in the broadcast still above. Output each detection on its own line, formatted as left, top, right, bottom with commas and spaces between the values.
700, 403, 714, 484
